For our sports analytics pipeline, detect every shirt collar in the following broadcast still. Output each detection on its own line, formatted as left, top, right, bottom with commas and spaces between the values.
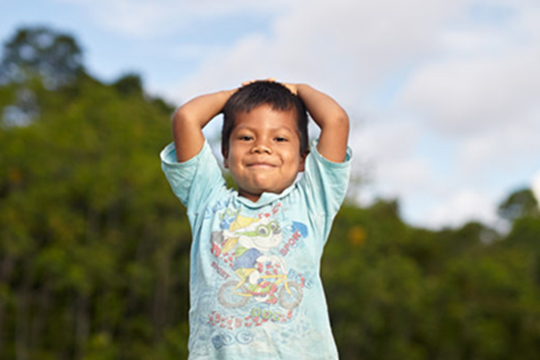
234, 183, 296, 208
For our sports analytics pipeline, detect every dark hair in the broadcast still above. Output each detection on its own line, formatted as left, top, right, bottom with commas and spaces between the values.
222, 81, 309, 156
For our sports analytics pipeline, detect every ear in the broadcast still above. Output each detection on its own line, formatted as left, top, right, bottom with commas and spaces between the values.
222, 149, 229, 168
298, 151, 309, 172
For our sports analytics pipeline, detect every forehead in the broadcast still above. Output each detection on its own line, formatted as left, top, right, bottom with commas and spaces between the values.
232, 104, 298, 132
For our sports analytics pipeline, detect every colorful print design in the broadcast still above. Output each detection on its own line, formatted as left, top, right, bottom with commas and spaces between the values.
206, 203, 309, 349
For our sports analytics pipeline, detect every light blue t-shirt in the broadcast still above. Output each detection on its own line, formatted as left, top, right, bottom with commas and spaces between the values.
161, 140, 352, 359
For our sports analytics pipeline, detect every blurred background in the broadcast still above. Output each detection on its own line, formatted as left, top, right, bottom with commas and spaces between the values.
1, 0, 540, 359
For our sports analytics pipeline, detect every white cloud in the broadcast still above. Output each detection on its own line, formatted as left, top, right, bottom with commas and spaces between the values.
352, 118, 421, 162
376, 158, 432, 198
54, 0, 288, 37
175, 0, 473, 104
397, 1, 540, 136
456, 119, 540, 180
350, 118, 433, 199
422, 190, 498, 229
398, 48, 540, 135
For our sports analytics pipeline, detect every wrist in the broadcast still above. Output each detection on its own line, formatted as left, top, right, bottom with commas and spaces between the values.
219, 89, 235, 105
294, 83, 311, 97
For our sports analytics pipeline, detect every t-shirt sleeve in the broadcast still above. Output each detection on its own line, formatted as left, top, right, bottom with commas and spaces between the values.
160, 141, 225, 214
299, 140, 352, 243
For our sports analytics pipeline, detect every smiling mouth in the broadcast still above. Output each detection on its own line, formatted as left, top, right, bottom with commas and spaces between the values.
247, 163, 276, 169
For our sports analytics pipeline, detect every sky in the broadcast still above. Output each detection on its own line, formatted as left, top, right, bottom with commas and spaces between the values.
2, 0, 540, 230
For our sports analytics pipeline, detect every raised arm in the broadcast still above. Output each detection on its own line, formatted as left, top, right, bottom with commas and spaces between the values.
288, 84, 349, 162
172, 89, 235, 162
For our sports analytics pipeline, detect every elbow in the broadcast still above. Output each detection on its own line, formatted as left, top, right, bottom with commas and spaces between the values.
172, 106, 188, 125
172, 105, 199, 132
335, 111, 350, 132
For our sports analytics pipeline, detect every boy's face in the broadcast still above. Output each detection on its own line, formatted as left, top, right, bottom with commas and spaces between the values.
223, 104, 306, 202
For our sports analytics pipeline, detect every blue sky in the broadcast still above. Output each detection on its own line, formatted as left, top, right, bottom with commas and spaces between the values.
3, 0, 540, 229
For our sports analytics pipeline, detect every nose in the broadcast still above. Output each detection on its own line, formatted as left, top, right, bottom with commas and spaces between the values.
251, 140, 272, 154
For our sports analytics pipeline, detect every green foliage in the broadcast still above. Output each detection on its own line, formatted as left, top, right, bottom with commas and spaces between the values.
324, 200, 540, 360
0, 27, 191, 358
0, 26, 84, 88
113, 73, 144, 97
1, 25, 540, 360
498, 188, 540, 221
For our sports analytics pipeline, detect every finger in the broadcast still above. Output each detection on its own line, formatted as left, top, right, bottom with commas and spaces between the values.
241, 78, 276, 87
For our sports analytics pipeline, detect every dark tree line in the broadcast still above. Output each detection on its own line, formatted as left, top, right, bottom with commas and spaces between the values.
1, 26, 539, 360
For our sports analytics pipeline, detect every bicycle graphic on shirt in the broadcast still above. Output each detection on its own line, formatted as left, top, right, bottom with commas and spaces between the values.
213, 215, 305, 310
218, 269, 303, 309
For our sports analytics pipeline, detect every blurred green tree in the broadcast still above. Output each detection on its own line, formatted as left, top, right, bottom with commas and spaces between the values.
0, 26, 84, 89
498, 188, 540, 222
0, 26, 189, 359
113, 73, 144, 97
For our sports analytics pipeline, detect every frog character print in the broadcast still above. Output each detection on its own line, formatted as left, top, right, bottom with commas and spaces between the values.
211, 214, 303, 310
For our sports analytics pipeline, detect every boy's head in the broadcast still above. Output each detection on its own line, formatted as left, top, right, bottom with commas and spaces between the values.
222, 81, 309, 157
221, 81, 310, 202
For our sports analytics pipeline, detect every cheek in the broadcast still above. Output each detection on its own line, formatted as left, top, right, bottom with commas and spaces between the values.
286, 149, 302, 164
224, 148, 242, 169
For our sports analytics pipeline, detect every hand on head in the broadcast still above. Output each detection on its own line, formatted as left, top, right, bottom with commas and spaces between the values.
241, 78, 276, 87
240, 78, 298, 95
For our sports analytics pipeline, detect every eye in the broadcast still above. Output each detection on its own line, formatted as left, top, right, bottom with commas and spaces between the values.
269, 221, 281, 234
275, 136, 288, 142
257, 226, 269, 236
238, 135, 253, 141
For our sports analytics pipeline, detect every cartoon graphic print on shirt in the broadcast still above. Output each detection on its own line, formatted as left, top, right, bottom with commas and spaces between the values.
207, 202, 310, 340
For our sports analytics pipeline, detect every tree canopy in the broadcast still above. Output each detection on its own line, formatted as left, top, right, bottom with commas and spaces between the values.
0, 26, 84, 89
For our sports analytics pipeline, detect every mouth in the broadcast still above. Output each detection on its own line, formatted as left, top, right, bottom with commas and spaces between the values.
247, 162, 276, 169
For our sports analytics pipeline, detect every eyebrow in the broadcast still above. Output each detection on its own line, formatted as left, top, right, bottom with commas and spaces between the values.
233, 125, 296, 134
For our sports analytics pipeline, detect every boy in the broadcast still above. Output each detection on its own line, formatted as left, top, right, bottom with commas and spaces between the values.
160, 80, 351, 359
